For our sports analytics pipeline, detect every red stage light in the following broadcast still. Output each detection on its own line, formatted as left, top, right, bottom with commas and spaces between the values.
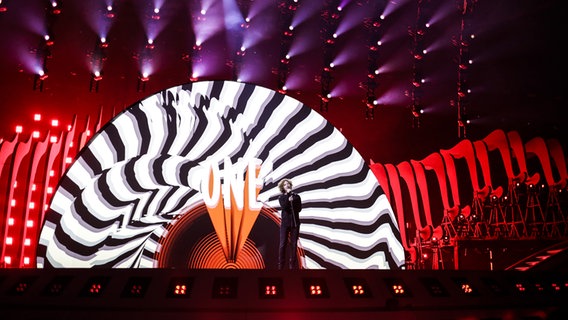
258, 278, 284, 299
303, 278, 329, 298
344, 277, 372, 298
167, 277, 193, 298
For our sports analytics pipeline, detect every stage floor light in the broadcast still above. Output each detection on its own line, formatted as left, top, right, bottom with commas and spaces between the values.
302, 277, 329, 298
212, 277, 238, 299
258, 277, 284, 299
80, 276, 110, 297
384, 277, 412, 297
344, 277, 372, 298
42, 275, 73, 297
122, 277, 151, 298
167, 277, 193, 298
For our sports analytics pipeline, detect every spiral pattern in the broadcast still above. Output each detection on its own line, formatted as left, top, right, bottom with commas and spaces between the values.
37, 80, 404, 269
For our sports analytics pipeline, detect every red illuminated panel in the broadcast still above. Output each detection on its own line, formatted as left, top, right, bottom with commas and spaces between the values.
212, 277, 238, 298
452, 277, 478, 295
384, 277, 411, 297
80, 276, 110, 297
9, 276, 37, 295
42, 276, 73, 296
302, 277, 329, 298
167, 277, 193, 298
122, 277, 151, 298
344, 277, 372, 298
259, 277, 284, 298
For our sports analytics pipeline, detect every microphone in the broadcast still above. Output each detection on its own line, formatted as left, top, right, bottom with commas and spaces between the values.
287, 191, 294, 201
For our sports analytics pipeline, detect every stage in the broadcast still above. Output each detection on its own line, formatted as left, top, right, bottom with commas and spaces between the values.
1, 267, 567, 320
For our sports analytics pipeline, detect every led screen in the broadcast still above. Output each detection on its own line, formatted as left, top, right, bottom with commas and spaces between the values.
37, 80, 404, 269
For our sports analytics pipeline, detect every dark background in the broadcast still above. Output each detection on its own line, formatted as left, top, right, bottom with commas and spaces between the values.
0, 0, 565, 165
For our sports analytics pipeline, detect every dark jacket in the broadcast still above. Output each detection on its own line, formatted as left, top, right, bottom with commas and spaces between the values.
278, 192, 302, 227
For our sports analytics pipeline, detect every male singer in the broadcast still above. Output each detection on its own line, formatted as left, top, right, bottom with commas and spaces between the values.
277, 178, 302, 269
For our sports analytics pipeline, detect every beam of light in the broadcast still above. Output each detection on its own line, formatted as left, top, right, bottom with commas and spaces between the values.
330, 80, 354, 98
139, 61, 153, 79
240, 2, 282, 50
246, 0, 272, 20
284, 70, 312, 92
153, 0, 166, 11
223, 0, 246, 52
82, 2, 114, 41
332, 44, 365, 67
382, 0, 405, 18
287, 32, 319, 57
291, 0, 320, 27
133, 2, 168, 46
334, 2, 367, 37
24, 5, 48, 36
377, 86, 414, 106
192, 1, 224, 45
223, 0, 245, 32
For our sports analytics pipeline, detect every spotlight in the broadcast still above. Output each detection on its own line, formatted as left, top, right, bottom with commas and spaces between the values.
80, 276, 110, 297
137, 73, 150, 92
384, 278, 411, 297
167, 277, 193, 298
44, 34, 54, 46
442, 233, 450, 245
51, 1, 61, 14
152, 8, 160, 20
452, 277, 478, 295
106, 6, 115, 18
412, 106, 423, 118
33, 70, 48, 91
367, 95, 377, 106
38, 70, 48, 81
90, 71, 103, 92
93, 71, 102, 81
302, 278, 329, 298
146, 39, 155, 50
258, 278, 284, 299
344, 278, 372, 298
458, 116, 470, 127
